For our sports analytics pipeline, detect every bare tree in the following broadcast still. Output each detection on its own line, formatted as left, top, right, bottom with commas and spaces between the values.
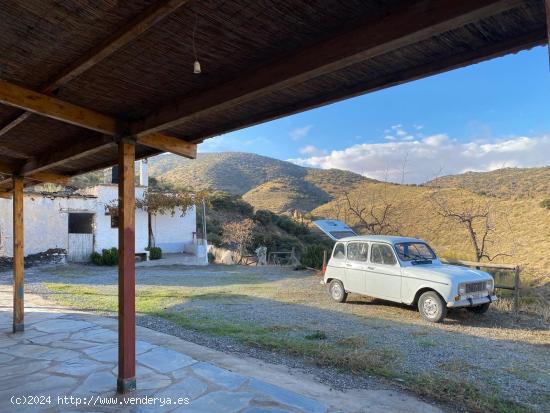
222, 219, 256, 264
430, 192, 513, 262
342, 185, 402, 235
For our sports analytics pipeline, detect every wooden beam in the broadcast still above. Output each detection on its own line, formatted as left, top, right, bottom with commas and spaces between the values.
137, 133, 196, 159
26, 172, 70, 186
132, 0, 524, 136
117, 140, 136, 393
0, 0, 191, 138
0, 191, 12, 199
20, 136, 116, 176
0, 79, 192, 161
12, 176, 24, 332
0, 80, 118, 134
0, 160, 19, 175
191, 29, 546, 143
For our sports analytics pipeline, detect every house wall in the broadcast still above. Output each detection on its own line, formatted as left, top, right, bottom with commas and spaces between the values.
86, 185, 149, 253
0, 194, 95, 256
151, 205, 197, 253
0, 184, 197, 259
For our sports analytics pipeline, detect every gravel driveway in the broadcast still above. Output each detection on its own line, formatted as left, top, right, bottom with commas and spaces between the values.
1, 263, 548, 412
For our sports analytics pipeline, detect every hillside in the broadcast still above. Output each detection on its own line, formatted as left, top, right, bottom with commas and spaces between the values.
242, 176, 331, 213
426, 167, 550, 199
150, 152, 369, 212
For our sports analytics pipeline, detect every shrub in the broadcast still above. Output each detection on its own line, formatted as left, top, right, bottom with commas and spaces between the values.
254, 209, 277, 225
540, 199, 550, 209
147, 246, 162, 260
208, 252, 216, 263
300, 244, 327, 269
90, 248, 118, 266
90, 251, 102, 266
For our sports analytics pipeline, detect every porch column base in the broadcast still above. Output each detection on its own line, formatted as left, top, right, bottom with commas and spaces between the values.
117, 377, 136, 393
12, 323, 24, 333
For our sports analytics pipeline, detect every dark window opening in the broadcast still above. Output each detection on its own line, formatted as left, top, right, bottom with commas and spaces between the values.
69, 213, 94, 234
111, 214, 119, 228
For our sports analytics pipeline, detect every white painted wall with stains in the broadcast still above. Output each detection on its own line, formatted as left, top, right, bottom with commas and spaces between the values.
0, 184, 197, 260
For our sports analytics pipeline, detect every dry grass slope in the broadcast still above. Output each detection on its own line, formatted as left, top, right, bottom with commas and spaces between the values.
313, 181, 550, 289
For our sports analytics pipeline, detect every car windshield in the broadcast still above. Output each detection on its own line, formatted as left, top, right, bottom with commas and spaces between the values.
394, 242, 436, 261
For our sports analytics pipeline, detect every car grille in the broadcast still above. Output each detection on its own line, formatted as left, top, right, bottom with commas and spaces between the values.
465, 282, 486, 293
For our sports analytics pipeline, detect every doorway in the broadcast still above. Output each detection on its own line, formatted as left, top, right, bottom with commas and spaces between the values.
68, 213, 94, 262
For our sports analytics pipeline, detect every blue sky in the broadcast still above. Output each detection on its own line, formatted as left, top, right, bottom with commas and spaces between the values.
199, 46, 550, 183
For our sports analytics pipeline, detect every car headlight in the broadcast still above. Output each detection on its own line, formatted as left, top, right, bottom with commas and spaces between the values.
486, 279, 494, 292
458, 283, 466, 295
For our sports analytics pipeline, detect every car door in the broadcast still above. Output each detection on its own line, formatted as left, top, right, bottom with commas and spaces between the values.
365, 243, 402, 300
344, 242, 369, 294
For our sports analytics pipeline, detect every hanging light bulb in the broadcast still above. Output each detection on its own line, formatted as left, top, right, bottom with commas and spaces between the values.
192, 14, 201, 74
193, 59, 201, 74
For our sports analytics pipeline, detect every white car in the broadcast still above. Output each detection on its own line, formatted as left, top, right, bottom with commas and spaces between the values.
322, 235, 497, 322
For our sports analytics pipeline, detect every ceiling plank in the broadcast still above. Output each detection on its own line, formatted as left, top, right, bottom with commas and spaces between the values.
137, 133, 196, 159
0, 191, 11, 199
0, 159, 22, 175
0, 0, 191, 139
0, 80, 118, 134
190, 29, 546, 143
131, 0, 524, 136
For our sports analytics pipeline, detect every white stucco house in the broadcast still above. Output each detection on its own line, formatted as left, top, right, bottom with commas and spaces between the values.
0, 161, 205, 264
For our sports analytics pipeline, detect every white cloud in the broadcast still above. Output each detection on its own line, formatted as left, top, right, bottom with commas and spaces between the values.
288, 134, 550, 184
299, 145, 326, 156
289, 125, 313, 140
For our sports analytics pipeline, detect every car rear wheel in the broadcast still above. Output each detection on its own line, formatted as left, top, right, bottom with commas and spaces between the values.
418, 291, 447, 323
329, 280, 347, 303
467, 303, 491, 314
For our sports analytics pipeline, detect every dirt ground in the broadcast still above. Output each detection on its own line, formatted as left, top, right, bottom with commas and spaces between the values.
2, 263, 548, 412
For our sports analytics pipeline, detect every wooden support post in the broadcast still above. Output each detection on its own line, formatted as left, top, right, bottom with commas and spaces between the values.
513, 266, 521, 318
12, 177, 24, 332
117, 140, 136, 393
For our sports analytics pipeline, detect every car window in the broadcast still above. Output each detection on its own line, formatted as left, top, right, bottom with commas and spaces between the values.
394, 242, 436, 261
370, 243, 397, 265
347, 242, 368, 262
332, 243, 346, 260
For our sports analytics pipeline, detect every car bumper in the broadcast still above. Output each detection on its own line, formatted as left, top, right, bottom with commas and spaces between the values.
447, 294, 498, 308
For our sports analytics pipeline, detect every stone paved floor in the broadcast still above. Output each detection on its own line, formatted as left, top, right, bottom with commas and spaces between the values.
0, 290, 442, 413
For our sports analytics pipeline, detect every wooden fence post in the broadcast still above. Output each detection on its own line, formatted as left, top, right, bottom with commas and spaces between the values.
513, 266, 520, 318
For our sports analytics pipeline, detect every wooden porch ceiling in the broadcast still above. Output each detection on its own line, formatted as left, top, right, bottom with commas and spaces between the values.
0, 0, 547, 189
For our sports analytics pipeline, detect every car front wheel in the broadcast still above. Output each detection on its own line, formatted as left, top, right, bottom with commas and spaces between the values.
418, 291, 447, 323
467, 303, 491, 314
329, 280, 347, 303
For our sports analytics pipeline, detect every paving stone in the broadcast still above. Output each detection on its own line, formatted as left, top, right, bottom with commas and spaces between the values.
34, 319, 95, 333
49, 358, 107, 376
247, 379, 327, 413
191, 362, 248, 390
157, 376, 208, 401
4, 373, 78, 396
74, 371, 116, 395
24, 332, 69, 344
139, 347, 196, 373
137, 371, 173, 390
86, 345, 118, 363
72, 327, 118, 343
37, 347, 82, 362
0, 352, 14, 363
176, 391, 254, 413
242, 407, 295, 413
0, 343, 52, 358
52, 339, 101, 350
